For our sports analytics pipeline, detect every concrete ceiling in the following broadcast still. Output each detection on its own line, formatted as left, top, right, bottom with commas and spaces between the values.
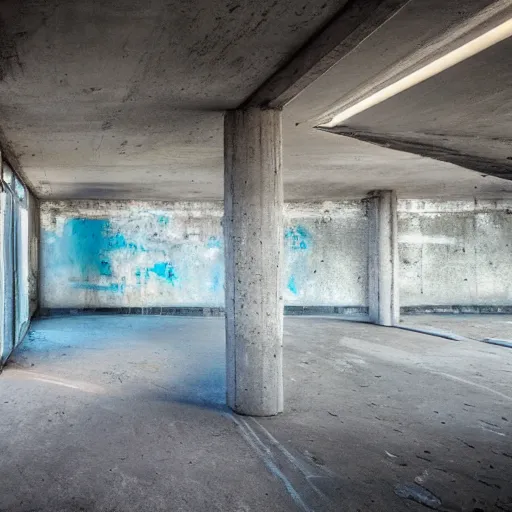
321, 22, 512, 182
0, 0, 511, 201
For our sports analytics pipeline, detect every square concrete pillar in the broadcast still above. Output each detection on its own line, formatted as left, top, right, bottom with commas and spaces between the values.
368, 190, 399, 326
224, 108, 284, 416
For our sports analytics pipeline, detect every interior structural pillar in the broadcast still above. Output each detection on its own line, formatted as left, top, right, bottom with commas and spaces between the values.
224, 108, 284, 416
368, 190, 399, 326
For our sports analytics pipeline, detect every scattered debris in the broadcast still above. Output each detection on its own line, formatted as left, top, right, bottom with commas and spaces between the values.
481, 426, 505, 436
395, 483, 441, 509
480, 419, 499, 428
327, 411, 338, 417
457, 438, 475, 449
415, 470, 429, 484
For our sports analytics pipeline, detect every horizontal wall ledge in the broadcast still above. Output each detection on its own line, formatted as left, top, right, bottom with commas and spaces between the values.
37, 306, 369, 318
401, 305, 512, 315
37, 305, 512, 318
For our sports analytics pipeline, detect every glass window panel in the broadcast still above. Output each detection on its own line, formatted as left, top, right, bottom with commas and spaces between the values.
3, 162, 13, 187
14, 176, 25, 201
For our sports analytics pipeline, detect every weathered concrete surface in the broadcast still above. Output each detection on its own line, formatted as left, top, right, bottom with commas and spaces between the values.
1, 316, 511, 511
401, 313, 512, 342
368, 191, 399, 326
40, 201, 225, 308
398, 199, 512, 307
290, 0, 510, 126
282, 111, 512, 201
0, 0, 511, 200
284, 201, 368, 306
224, 108, 283, 416
40, 200, 369, 309
40, 198, 512, 310
295, 0, 512, 182
0, 316, 298, 512
320, 18, 512, 181
245, 0, 411, 108
0, 0, 343, 200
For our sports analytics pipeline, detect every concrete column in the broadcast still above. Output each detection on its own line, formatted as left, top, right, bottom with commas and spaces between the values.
224, 108, 284, 416
368, 190, 399, 326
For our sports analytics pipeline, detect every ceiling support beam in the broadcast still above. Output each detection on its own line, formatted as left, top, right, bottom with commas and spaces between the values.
243, 0, 411, 109
320, 127, 512, 181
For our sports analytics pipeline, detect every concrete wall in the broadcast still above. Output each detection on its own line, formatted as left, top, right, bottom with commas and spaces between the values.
40, 201, 368, 309
40, 198, 512, 310
398, 199, 512, 307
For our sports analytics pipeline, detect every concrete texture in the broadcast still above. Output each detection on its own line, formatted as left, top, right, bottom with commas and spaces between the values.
325, 32, 512, 180
1, 315, 511, 511
0, 0, 344, 200
40, 197, 512, 311
368, 191, 399, 326
40, 200, 369, 309
290, 0, 510, 126
0, 0, 511, 200
398, 199, 512, 307
245, 0, 411, 108
401, 313, 512, 343
224, 109, 283, 415
302, 0, 512, 181
40, 201, 225, 308
282, 119, 512, 200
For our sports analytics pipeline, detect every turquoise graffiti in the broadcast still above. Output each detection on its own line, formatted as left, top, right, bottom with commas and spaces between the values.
285, 225, 311, 295
207, 236, 223, 249
285, 225, 310, 251
62, 218, 128, 291
287, 275, 298, 294
44, 218, 180, 293
149, 262, 178, 284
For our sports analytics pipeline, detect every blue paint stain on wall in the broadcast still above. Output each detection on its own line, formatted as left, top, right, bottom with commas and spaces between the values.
287, 276, 298, 294
42, 211, 225, 304
149, 262, 178, 285
126, 241, 148, 253
285, 225, 311, 250
210, 263, 223, 292
64, 219, 112, 278
107, 232, 127, 250
73, 282, 124, 292
48, 218, 132, 293
284, 224, 313, 297
207, 236, 223, 249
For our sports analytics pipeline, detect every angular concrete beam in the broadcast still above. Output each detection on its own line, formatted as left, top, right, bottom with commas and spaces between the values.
314, 0, 512, 127
319, 127, 512, 181
243, 0, 411, 109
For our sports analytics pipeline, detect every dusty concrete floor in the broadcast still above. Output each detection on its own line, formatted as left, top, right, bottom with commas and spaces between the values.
0, 316, 511, 512
401, 314, 512, 343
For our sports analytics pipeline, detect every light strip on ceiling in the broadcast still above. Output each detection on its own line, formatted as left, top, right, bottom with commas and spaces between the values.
320, 17, 512, 128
